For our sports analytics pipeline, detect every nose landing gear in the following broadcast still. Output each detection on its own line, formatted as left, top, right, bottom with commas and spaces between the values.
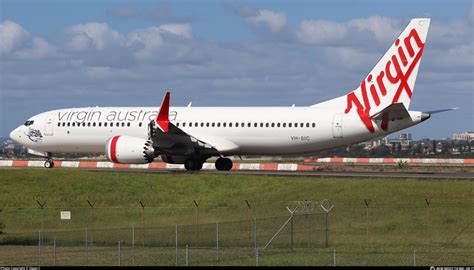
44, 159, 54, 168
44, 153, 54, 168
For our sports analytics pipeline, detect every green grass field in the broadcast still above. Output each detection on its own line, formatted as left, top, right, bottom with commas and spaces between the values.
0, 168, 472, 266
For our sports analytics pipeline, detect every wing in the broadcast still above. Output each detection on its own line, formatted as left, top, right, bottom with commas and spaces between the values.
149, 92, 238, 157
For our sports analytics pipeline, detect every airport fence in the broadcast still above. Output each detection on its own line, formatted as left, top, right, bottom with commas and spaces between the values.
0, 200, 473, 266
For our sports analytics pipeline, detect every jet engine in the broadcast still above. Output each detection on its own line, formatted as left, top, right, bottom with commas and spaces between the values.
105, 135, 155, 164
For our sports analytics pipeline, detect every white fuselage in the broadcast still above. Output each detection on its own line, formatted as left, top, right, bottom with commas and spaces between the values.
9, 106, 425, 156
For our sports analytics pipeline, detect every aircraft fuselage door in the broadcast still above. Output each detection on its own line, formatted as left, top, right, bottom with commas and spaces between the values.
332, 114, 343, 138
45, 113, 54, 136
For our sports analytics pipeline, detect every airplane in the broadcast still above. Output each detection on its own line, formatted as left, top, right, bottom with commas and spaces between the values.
8, 18, 456, 171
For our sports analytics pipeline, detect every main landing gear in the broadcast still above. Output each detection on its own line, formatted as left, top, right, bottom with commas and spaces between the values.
215, 157, 233, 171
184, 158, 203, 171
183, 157, 233, 171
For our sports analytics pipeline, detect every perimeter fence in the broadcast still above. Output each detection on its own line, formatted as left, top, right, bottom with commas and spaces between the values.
0, 198, 473, 266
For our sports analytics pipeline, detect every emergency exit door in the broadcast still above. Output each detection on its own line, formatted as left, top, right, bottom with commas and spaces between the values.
332, 114, 343, 138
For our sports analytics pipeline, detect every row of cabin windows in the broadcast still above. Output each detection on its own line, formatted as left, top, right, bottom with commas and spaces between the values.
57, 121, 317, 128
176, 122, 317, 128
58, 122, 140, 127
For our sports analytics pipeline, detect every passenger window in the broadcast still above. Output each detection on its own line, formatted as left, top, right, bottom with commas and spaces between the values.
72, 122, 76, 127
235, 123, 239, 127
289, 123, 292, 128
229, 123, 233, 127
277, 123, 280, 128
127, 122, 130, 127
254, 123, 257, 127
217, 123, 221, 127
242, 123, 245, 127
57, 122, 61, 127
212, 123, 215, 127
306, 123, 310, 128
139, 123, 142, 127
265, 123, 269, 127
283, 123, 286, 128
183, 122, 186, 127
67, 122, 70, 127
177, 122, 180, 127
223, 123, 227, 127
260, 123, 263, 127
312, 123, 316, 128
93, 123, 96, 127
200, 123, 204, 127
62, 123, 66, 127
271, 123, 275, 128
206, 123, 210, 127
99, 122, 102, 127
105, 122, 108, 127
88, 122, 91, 127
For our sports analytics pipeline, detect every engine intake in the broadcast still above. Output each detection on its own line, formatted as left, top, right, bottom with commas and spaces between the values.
105, 135, 154, 164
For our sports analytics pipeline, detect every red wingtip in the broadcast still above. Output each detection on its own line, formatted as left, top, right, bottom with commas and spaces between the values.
156, 91, 170, 132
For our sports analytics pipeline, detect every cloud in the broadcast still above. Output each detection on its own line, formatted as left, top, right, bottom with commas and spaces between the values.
0, 20, 30, 54
295, 16, 403, 46
245, 9, 287, 33
159, 24, 192, 38
147, 4, 197, 23
0, 20, 57, 59
224, 3, 287, 34
296, 20, 348, 45
66, 22, 124, 51
106, 5, 139, 20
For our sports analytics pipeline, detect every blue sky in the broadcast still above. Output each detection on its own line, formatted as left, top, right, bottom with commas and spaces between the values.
1, 0, 473, 139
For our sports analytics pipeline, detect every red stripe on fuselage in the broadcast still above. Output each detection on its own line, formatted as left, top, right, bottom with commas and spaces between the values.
110, 136, 120, 163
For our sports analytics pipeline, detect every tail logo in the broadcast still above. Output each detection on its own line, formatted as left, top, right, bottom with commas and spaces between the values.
344, 28, 425, 132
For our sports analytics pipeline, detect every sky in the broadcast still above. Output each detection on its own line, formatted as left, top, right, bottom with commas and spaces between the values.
0, 0, 473, 139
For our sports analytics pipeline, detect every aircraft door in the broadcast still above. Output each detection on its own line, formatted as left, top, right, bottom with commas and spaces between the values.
332, 114, 343, 138
44, 113, 54, 136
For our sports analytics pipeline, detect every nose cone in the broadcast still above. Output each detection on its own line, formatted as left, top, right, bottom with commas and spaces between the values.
9, 126, 21, 143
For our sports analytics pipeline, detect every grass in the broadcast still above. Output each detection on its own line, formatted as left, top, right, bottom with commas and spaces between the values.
0, 168, 472, 265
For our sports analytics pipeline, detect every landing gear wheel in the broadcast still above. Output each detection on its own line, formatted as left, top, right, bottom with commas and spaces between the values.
44, 160, 54, 168
184, 158, 203, 171
215, 157, 233, 171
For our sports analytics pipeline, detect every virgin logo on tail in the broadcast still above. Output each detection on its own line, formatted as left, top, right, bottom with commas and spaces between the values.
344, 28, 425, 133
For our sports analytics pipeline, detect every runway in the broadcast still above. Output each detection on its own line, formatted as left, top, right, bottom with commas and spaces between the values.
85, 168, 474, 180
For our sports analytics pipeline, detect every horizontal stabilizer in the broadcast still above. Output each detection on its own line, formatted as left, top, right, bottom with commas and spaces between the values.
369, 102, 410, 121
424, 107, 459, 114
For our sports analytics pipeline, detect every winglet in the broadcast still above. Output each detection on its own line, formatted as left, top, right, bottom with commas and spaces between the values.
156, 91, 170, 132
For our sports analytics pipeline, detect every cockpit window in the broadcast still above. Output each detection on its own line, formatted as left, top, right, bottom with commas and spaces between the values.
24, 120, 34, 126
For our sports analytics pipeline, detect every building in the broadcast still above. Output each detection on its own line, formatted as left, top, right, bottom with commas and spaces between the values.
452, 131, 474, 141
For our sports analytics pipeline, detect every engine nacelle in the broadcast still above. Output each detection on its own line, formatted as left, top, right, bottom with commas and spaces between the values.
105, 135, 154, 164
